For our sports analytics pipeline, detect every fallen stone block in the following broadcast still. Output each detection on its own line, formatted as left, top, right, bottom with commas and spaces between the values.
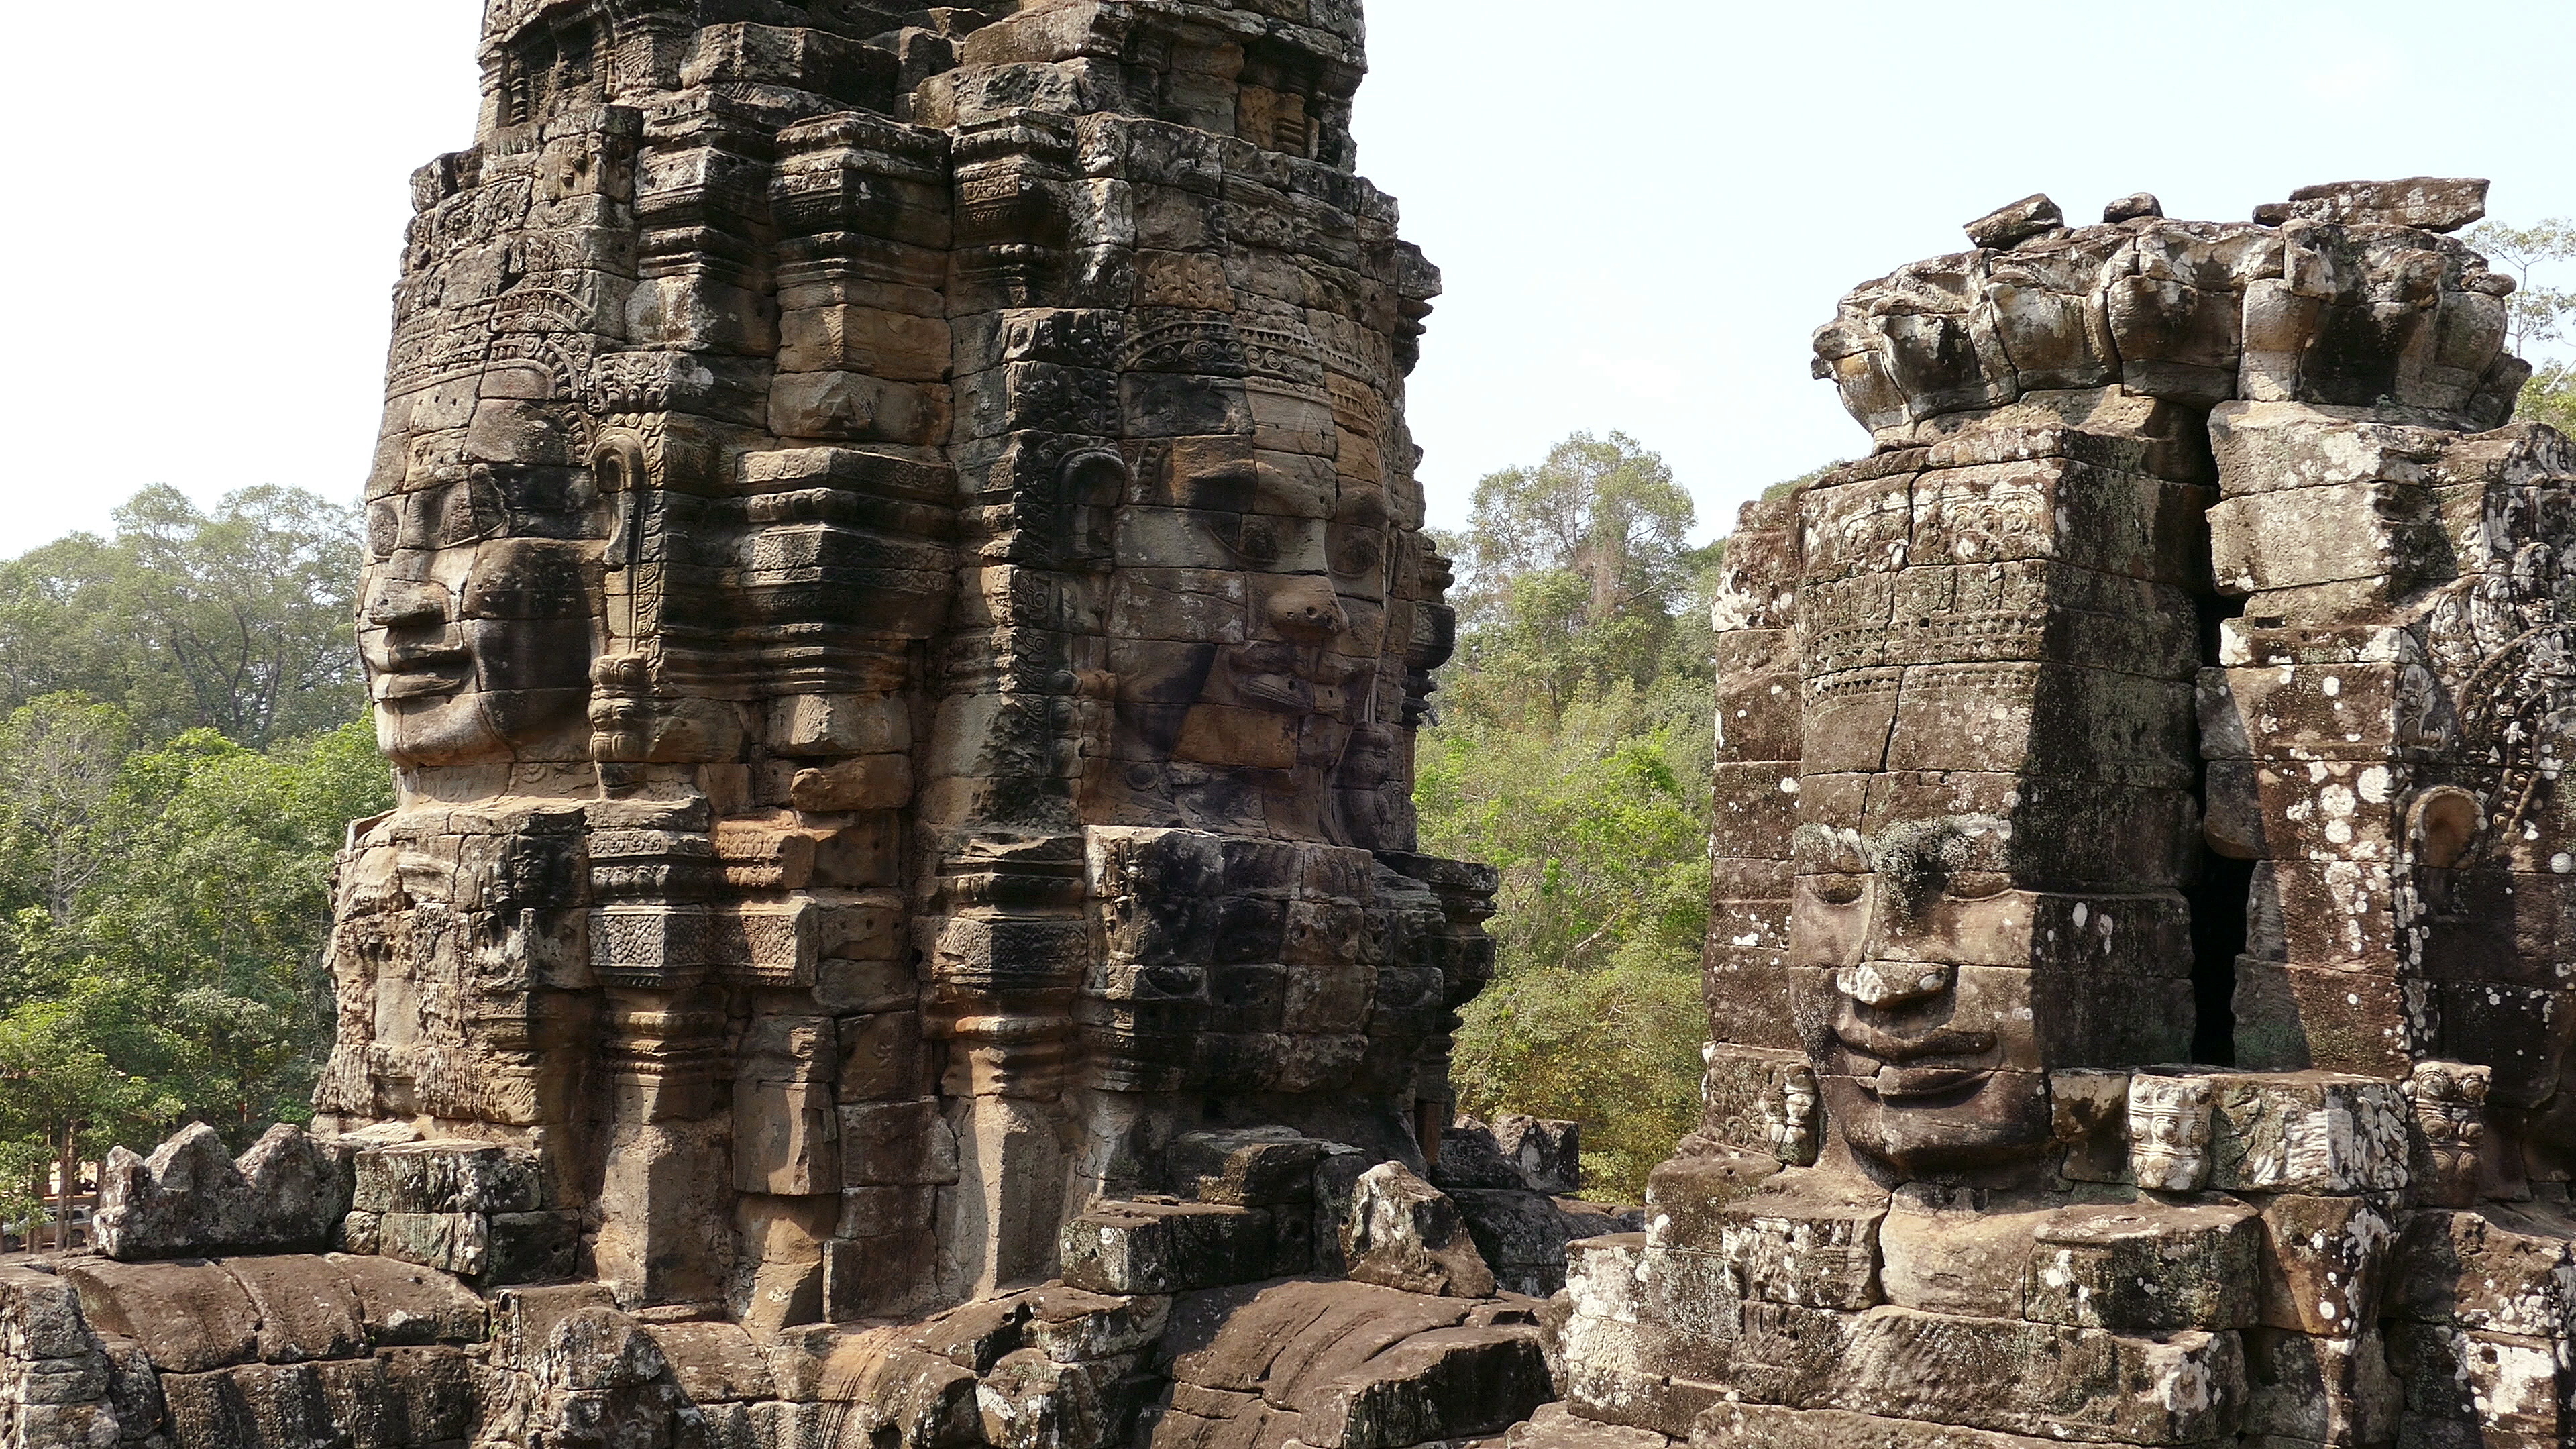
1299, 1324, 1551, 1449
1503, 1401, 1670, 1449
1060, 1201, 1278, 1295
1172, 1129, 1326, 1207
1341, 1163, 1496, 1298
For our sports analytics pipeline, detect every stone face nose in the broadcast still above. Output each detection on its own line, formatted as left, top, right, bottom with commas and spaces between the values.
364, 577, 451, 628
1266, 576, 1348, 639
1838, 960, 1953, 1008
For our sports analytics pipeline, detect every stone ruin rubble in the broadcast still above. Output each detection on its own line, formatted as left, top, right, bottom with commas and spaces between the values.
6, 5, 2576, 1448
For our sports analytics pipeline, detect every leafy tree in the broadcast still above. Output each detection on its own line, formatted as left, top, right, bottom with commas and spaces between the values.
0, 486, 364, 748
1441, 433, 1703, 727
0, 696, 392, 1236
1424, 684, 1713, 1199
2467, 219, 2576, 354
1421, 453, 1843, 1201
0, 695, 133, 926
2465, 219, 2576, 431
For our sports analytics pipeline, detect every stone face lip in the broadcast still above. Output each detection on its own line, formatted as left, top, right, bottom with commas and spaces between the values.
1963, 193, 2064, 250
2257, 176, 2489, 232
1342, 1163, 1498, 1298
91, 1122, 352, 1262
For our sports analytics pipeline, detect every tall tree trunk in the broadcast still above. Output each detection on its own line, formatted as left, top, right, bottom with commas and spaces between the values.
54, 1125, 77, 1252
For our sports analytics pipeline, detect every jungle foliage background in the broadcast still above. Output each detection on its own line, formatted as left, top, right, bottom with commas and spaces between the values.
0, 488, 390, 1226
9, 216, 2576, 1222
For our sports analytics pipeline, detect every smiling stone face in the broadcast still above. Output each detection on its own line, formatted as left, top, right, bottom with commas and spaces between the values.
1100, 437, 1403, 841
1773, 425, 2210, 1181
1790, 814, 2052, 1171
358, 410, 606, 769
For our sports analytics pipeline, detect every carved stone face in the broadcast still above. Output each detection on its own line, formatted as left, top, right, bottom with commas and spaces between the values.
1790, 815, 2054, 1173
1106, 442, 1396, 837
359, 433, 604, 768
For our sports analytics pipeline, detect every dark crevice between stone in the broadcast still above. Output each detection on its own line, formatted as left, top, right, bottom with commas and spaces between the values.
2187, 588, 2249, 1066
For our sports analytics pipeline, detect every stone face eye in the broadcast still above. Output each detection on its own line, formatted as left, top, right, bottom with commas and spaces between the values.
367, 501, 402, 559
1944, 871, 2012, 901
1807, 875, 1865, 906
1329, 526, 1383, 582
1232, 517, 1284, 568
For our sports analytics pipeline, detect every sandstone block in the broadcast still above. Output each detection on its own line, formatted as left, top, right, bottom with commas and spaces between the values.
2025, 1201, 2261, 1331
1696, 1403, 2118, 1448
1717, 1171, 1887, 1311
2385, 1318, 2566, 1440
2255, 1193, 2396, 1336
225, 1256, 368, 1364
1797, 1305, 2247, 1445
1171, 1129, 1324, 1206
2264, 178, 2488, 232
2241, 1326, 2400, 1447
1503, 1401, 1669, 1449
840, 1099, 962, 1187
1340, 1163, 1496, 1298
2387, 1207, 2576, 1338
1965, 194, 2065, 250
57, 1259, 258, 1375
2188, 1071, 2411, 1193
1563, 1234, 1652, 1325
1878, 1186, 2051, 1320
1298, 1324, 1551, 1449
1643, 1148, 1778, 1252
329, 1252, 487, 1346
1059, 1202, 1276, 1295
0, 1266, 100, 1363
377, 1212, 490, 1278
352, 1140, 542, 1216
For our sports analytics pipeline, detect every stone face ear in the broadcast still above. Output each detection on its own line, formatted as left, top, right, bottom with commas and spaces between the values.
2410, 786, 2483, 871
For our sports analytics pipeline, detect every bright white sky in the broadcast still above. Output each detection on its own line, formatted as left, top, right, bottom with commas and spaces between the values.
5, 1, 2574, 559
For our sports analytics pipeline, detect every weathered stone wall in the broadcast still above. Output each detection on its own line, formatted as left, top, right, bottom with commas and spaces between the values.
1558, 181, 2576, 1449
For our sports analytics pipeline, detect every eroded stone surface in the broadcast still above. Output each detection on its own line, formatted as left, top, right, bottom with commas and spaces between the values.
1562, 181, 2576, 1449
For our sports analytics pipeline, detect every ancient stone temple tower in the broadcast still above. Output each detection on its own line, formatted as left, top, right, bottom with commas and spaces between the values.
327, 0, 1480, 1318
3, 5, 1619, 1447
1555, 182, 2576, 1448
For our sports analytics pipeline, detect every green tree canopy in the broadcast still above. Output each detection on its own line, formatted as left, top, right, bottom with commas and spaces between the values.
2465, 218, 2576, 433
1440, 433, 1715, 729
0, 486, 363, 748
0, 695, 392, 1224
